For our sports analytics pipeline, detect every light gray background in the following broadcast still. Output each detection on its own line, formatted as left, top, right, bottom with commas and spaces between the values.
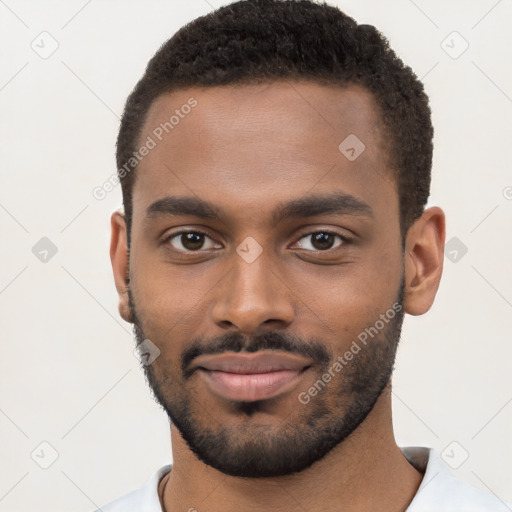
1, 1, 511, 510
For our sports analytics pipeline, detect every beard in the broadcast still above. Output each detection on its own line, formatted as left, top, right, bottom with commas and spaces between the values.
129, 277, 405, 478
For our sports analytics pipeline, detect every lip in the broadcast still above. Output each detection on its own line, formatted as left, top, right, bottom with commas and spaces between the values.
193, 352, 312, 402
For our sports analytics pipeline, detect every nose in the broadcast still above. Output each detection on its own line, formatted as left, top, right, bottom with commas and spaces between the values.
210, 250, 294, 334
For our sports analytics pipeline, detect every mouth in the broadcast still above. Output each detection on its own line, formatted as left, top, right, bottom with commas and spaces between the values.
192, 351, 313, 402
198, 367, 311, 402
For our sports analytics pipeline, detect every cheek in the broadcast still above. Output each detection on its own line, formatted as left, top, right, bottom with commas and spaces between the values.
298, 252, 403, 343
131, 232, 215, 305
130, 252, 223, 351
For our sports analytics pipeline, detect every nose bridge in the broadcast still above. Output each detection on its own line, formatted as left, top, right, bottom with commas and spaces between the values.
211, 248, 294, 332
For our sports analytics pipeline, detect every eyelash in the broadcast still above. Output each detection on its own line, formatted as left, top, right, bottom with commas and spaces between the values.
162, 229, 353, 253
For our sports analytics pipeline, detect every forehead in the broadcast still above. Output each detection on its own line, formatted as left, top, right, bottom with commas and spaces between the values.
141, 81, 384, 158
132, 81, 396, 223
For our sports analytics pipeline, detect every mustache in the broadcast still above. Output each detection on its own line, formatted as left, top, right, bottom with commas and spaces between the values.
181, 331, 331, 378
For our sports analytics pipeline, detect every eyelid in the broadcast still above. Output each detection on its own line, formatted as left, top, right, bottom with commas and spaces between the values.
291, 229, 354, 251
161, 228, 216, 241
161, 228, 221, 250
299, 229, 353, 241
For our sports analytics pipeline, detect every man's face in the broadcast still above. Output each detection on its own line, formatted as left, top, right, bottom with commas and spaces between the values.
126, 82, 405, 477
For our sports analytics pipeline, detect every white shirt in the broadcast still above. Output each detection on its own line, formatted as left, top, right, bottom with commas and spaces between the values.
93, 447, 511, 511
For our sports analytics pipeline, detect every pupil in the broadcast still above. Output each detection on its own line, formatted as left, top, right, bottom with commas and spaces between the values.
312, 232, 334, 250
182, 233, 204, 250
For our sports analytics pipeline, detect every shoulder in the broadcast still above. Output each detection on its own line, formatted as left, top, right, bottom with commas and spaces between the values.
403, 447, 512, 511
91, 464, 172, 512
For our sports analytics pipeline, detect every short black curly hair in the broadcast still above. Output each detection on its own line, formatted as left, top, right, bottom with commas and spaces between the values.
116, 0, 433, 244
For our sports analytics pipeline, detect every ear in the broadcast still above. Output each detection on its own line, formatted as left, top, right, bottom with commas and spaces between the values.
110, 210, 134, 323
403, 206, 446, 316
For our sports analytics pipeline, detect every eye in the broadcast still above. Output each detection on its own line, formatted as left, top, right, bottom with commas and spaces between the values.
164, 231, 221, 252
294, 231, 351, 251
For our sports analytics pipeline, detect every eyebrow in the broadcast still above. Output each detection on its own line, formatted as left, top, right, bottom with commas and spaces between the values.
146, 191, 374, 224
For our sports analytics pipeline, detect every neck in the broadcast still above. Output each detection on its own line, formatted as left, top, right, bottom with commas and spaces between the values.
161, 388, 423, 512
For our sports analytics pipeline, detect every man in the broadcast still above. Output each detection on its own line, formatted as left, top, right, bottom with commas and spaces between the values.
97, 0, 510, 510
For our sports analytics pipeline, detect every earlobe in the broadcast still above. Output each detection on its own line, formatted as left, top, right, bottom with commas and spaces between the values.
403, 207, 446, 316
110, 210, 134, 323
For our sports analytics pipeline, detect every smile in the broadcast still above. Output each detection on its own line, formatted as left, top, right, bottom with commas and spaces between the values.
198, 368, 310, 402
192, 351, 313, 402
